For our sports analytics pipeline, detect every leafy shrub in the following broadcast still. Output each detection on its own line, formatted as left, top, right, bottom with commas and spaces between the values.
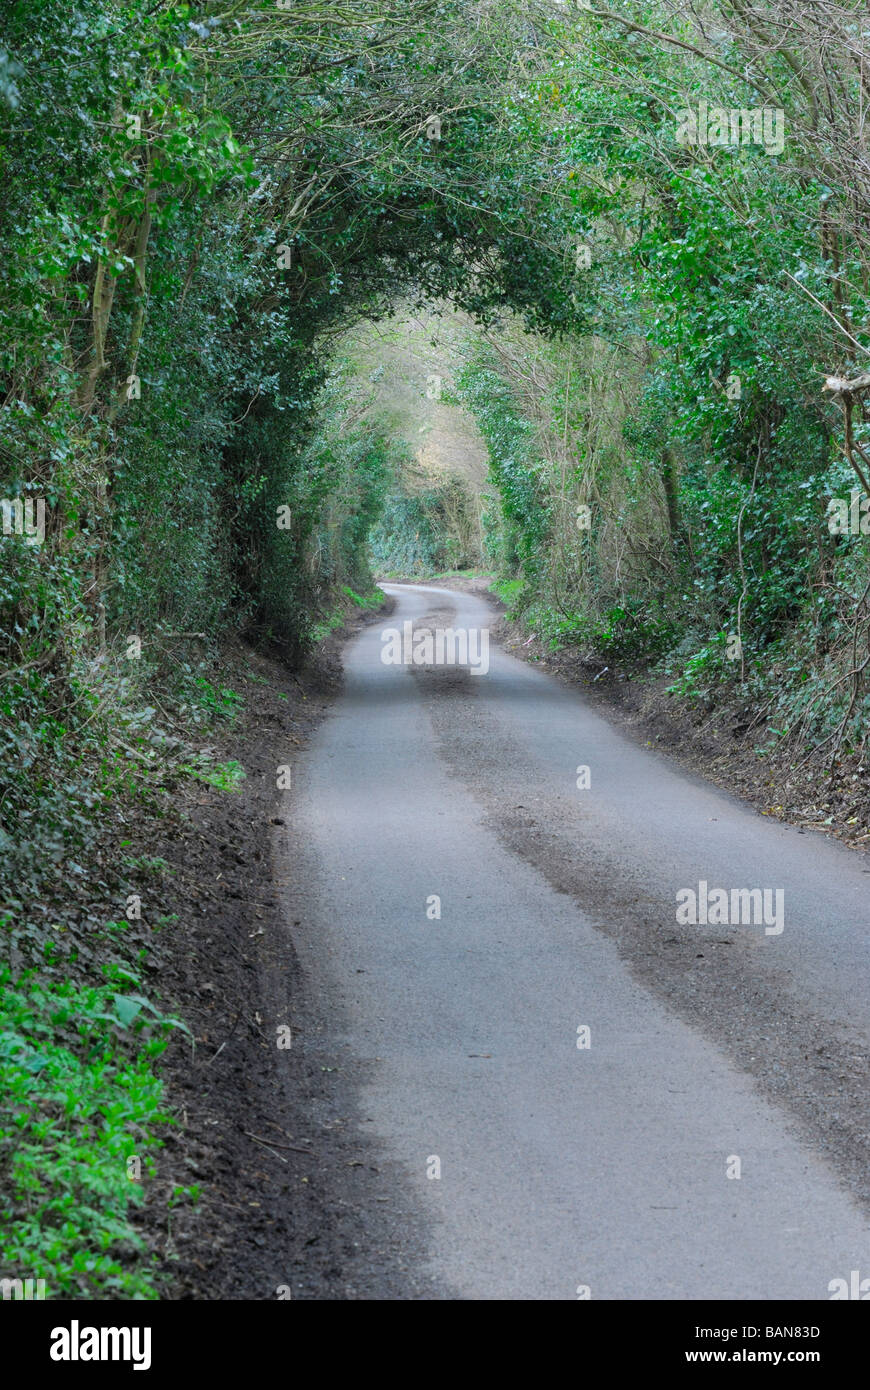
0, 967, 186, 1300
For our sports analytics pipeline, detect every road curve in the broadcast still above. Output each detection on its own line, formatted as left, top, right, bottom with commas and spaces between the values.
280, 583, 870, 1299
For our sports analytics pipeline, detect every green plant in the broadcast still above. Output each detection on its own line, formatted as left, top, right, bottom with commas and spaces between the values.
192, 679, 244, 722
341, 585, 383, 609
121, 856, 171, 876
0, 967, 184, 1299
666, 633, 734, 702
181, 757, 245, 793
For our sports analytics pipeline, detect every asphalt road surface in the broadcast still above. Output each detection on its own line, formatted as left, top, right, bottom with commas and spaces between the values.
282, 583, 870, 1299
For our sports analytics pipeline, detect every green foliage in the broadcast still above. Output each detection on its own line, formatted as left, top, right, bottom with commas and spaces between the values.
341, 586, 383, 610
0, 967, 181, 1300
491, 577, 525, 616
526, 599, 677, 662
456, 348, 551, 580
370, 475, 478, 575
192, 680, 244, 723
448, 15, 870, 742
181, 757, 245, 792
666, 633, 735, 703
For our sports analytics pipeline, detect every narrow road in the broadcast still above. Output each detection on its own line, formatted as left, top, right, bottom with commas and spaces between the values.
281, 583, 870, 1299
